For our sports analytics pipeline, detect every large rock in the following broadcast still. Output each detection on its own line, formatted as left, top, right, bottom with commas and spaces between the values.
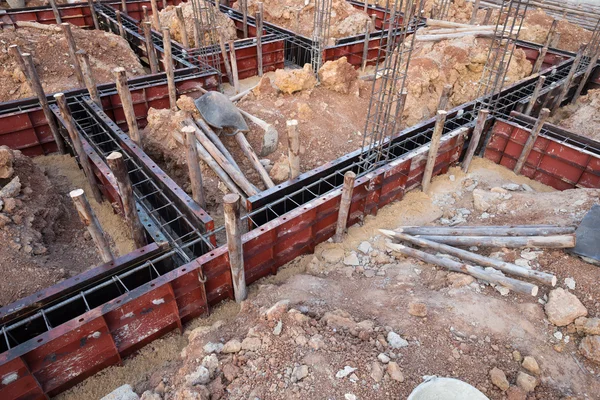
575, 317, 600, 335
580, 335, 600, 363
101, 385, 140, 400
318, 57, 358, 94
269, 154, 290, 184
386, 361, 404, 382
186, 365, 211, 386
516, 372, 537, 393
273, 64, 316, 94
0, 146, 14, 179
544, 288, 587, 326
222, 339, 242, 353
522, 356, 540, 375
322, 310, 356, 330
264, 299, 290, 321
387, 331, 409, 348
489, 367, 509, 391
252, 75, 277, 99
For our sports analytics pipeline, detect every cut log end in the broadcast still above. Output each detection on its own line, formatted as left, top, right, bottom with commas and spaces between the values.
378, 229, 396, 237
69, 188, 85, 198
107, 151, 123, 161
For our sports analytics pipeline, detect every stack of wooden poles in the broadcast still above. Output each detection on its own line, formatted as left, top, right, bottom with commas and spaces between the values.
381, 225, 576, 296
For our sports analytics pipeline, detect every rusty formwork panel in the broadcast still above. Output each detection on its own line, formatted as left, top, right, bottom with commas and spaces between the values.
484, 118, 600, 190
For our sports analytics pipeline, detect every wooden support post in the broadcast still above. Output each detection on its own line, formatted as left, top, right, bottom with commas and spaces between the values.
361, 20, 372, 72
8, 45, 27, 81
21, 53, 66, 154
193, 17, 201, 48
483, 7, 493, 24
121, 0, 127, 15
142, 5, 149, 23
150, 0, 161, 31
552, 44, 586, 113
381, 230, 556, 286
437, 84, 452, 111
217, 30, 234, 84
115, 10, 126, 39
421, 110, 447, 192
161, 28, 177, 111
572, 49, 600, 104
387, 243, 539, 296
286, 120, 300, 180
76, 50, 102, 109
406, 234, 575, 249
60, 23, 85, 87
470, 0, 481, 24
70, 189, 114, 263
525, 75, 546, 115
462, 109, 489, 173
531, 45, 549, 75
229, 40, 240, 93
385, 224, 576, 236
182, 126, 206, 208
371, 13, 377, 28
106, 152, 147, 248
256, 2, 264, 77
333, 171, 356, 243
242, 0, 248, 39
55, 93, 103, 202
114, 67, 142, 146
87, 0, 100, 30
224, 193, 247, 303
48, 0, 62, 24
514, 108, 550, 174
194, 118, 242, 172
143, 22, 160, 74
234, 131, 275, 188
175, 5, 189, 48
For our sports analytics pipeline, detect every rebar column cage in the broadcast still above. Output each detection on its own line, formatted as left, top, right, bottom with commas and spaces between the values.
358, 0, 423, 173
433, 0, 452, 20
311, 0, 333, 73
190, 0, 224, 77
474, 0, 529, 113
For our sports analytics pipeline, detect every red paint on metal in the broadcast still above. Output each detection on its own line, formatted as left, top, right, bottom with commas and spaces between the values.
0, 357, 46, 400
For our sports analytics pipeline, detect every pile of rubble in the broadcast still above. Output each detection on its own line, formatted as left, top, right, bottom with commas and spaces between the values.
550, 88, 600, 142
158, 2, 238, 48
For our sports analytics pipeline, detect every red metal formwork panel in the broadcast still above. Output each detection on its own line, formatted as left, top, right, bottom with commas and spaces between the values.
8, 5, 93, 27
312, 194, 339, 243
104, 283, 181, 357
323, 36, 385, 68
170, 260, 209, 322
0, 357, 46, 400
115, 0, 183, 22
22, 315, 121, 397
0, 109, 57, 156
199, 247, 233, 306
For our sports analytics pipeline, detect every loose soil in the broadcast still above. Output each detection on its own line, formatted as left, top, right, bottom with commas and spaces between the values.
158, 2, 238, 48
235, 0, 373, 43
0, 22, 144, 102
550, 88, 600, 142
58, 157, 600, 399
0, 150, 134, 307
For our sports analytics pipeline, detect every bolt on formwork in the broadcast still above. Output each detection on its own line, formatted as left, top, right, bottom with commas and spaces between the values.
474, 0, 529, 113
311, 0, 333, 73
359, 0, 424, 173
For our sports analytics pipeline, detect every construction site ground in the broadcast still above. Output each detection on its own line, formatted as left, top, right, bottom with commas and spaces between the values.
56, 157, 600, 400
0, 22, 144, 102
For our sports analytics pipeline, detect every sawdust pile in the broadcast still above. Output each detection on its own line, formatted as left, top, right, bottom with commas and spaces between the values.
236, 0, 373, 43
402, 35, 531, 126
158, 2, 238, 48
550, 89, 600, 142
0, 22, 144, 102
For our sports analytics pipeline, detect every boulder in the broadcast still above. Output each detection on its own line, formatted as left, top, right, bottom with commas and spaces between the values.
387, 331, 409, 348
0, 146, 14, 179
273, 64, 316, 94
516, 371, 537, 393
386, 361, 404, 382
101, 385, 140, 400
252, 75, 277, 99
544, 288, 587, 326
575, 317, 600, 335
489, 367, 509, 391
521, 356, 540, 375
318, 57, 358, 94
269, 154, 290, 183
222, 339, 242, 353
580, 335, 600, 363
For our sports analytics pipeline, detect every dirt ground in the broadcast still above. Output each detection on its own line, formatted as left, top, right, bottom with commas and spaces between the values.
159, 2, 238, 48
234, 0, 373, 43
58, 157, 600, 400
550, 88, 600, 142
0, 22, 144, 102
0, 149, 134, 307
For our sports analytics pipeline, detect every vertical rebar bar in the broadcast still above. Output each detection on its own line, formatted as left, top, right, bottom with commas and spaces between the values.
311, 0, 333, 74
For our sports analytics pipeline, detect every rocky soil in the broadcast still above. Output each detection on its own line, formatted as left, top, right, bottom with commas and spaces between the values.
550, 88, 600, 142
0, 148, 134, 307
0, 22, 144, 102
63, 158, 600, 400
158, 2, 238, 48
234, 0, 373, 43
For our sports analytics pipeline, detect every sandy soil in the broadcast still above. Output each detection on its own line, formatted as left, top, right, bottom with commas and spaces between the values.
57, 157, 600, 399
0, 22, 144, 102
550, 88, 600, 142
158, 2, 238, 48
234, 0, 373, 43
0, 150, 134, 307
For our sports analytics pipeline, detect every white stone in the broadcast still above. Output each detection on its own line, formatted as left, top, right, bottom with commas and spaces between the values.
101, 385, 140, 400
387, 331, 409, 349
343, 252, 360, 266
515, 259, 531, 269
358, 241, 372, 254
496, 286, 510, 296
203, 342, 223, 354
554, 331, 563, 340
564, 277, 576, 290
336, 366, 357, 379
344, 394, 357, 400
186, 366, 210, 386
521, 184, 534, 192
502, 183, 521, 191
377, 353, 390, 363
273, 320, 283, 336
